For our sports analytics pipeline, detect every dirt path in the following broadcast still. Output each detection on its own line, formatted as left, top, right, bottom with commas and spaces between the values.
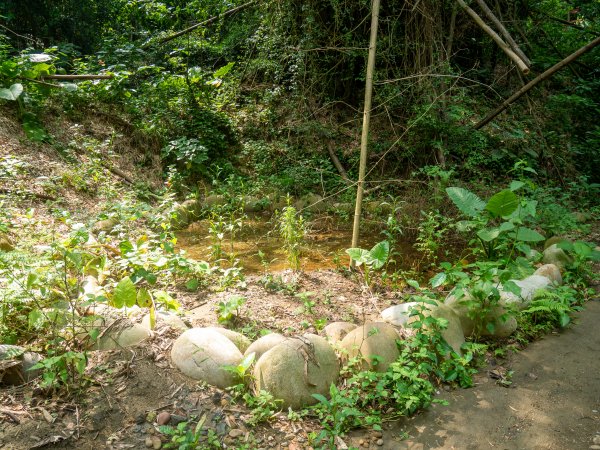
369, 298, 600, 450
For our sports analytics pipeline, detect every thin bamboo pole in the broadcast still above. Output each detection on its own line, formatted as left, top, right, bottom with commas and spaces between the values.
350, 0, 381, 263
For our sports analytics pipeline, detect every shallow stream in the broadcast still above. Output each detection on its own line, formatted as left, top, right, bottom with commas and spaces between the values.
177, 217, 421, 274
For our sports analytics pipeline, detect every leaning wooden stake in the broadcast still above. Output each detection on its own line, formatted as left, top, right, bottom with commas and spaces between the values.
456, 0, 529, 74
350, 0, 381, 263
473, 0, 531, 67
475, 35, 600, 129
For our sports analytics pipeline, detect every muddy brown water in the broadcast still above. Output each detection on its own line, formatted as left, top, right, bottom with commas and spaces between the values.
177, 218, 422, 274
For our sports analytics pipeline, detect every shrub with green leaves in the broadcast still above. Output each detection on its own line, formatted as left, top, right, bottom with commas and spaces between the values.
346, 240, 390, 286
446, 182, 545, 260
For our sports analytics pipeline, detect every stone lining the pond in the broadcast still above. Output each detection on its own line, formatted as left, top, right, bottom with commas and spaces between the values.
141, 311, 189, 333
243, 333, 288, 361
253, 334, 339, 409
171, 328, 243, 389
0, 344, 42, 385
543, 244, 573, 270
94, 319, 152, 351
428, 304, 466, 354
380, 302, 419, 327
206, 327, 251, 353
323, 322, 357, 342
340, 322, 400, 373
381, 259, 565, 346
534, 264, 562, 285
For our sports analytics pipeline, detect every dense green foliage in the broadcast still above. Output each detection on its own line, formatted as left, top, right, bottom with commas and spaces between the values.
1, 1, 599, 447
1, 0, 599, 190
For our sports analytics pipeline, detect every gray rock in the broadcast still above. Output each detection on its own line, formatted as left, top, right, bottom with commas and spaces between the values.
364, 201, 393, 215
0, 233, 14, 252
544, 236, 567, 250
294, 194, 328, 213
171, 328, 243, 388
543, 244, 573, 271
340, 322, 400, 372
94, 320, 152, 350
380, 302, 419, 327
429, 304, 465, 355
253, 334, 339, 409
243, 197, 267, 213
0, 345, 42, 385
446, 295, 516, 338
524, 248, 542, 261
170, 199, 201, 230
202, 194, 227, 210
206, 327, 251, 353
572, 211, 589, 223
534, 264, 563, 285
141, 311, 188, 333
92, 218, 118, 234
444, 294, 476, 337
244, 333, 288, 361
323, 322, 357, 343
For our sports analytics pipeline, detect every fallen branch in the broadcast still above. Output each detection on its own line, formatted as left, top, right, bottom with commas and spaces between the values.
0, 409, 22, 424
326, 142, 351, 184
473, 0, 531, 67
20, 77, 62, 88
100, 161, 134, 185
0, 23, 36, 43
147, 1, 255, 48
474, 35, 600, 129
536, 11, 600, 37
456, 0, 529, 74
41, 74, 114, 81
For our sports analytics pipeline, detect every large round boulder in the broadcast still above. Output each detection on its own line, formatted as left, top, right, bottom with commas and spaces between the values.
206, 327, 251, 353
171, 328, 243, 388
500, 275, 552, 310
95, 320, 152, 350
428, 304, 465, 355
244, 333, 288, 360
446, 295, 517, 338
534, 264, 563, 285
0, 233, 14, 252
380, 302, 419, 327
0, 345, 42, 385
323, 322, 357, 343
253, 334, 339, 409
543, 244, 573, 271
339, 322, 400, 372
141, 311, 188, 333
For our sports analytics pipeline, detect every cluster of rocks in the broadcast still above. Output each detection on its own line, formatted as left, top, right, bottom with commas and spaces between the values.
169, 321, 403, 409
380, 237, 572, 356
1, 235, 591, 412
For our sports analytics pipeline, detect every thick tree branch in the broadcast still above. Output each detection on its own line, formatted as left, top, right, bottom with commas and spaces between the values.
474, 35, 600, 129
